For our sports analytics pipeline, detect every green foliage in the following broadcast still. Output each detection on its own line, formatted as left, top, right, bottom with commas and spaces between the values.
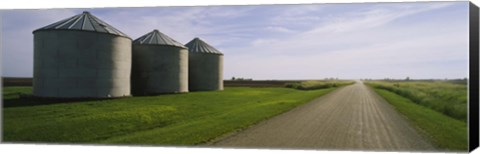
372, 89, 467, 151
285, 80, 354, 90
364, 81, 467, 121
3, 87, 335, 145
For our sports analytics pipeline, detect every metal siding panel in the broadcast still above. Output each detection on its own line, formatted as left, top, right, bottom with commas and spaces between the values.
33, 31, 131, 98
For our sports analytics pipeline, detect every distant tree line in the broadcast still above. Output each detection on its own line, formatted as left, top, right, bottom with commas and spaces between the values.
231, 77, 253, 81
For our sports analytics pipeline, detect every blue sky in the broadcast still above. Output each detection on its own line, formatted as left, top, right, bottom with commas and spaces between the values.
1, 2, 469, 80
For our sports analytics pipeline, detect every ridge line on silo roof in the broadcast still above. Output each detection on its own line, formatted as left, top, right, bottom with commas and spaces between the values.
185, 37, 223, 55
33, 11, 130, 38
133, 30, 187, 48
67, 15, 82, 29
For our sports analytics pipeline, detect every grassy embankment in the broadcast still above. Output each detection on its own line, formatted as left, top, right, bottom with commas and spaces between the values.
3, 85, 339, 145
365, 80, 467, 151
285, 80, 355, 90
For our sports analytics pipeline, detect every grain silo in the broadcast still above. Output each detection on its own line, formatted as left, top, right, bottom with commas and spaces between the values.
131, 30, 188, 95
185, 38, 223, 91
32, 11, 132, 98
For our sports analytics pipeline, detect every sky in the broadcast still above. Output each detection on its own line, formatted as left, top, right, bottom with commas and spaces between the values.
0, 2, 470, 80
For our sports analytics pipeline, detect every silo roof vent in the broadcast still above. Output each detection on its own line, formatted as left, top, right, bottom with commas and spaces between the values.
33, 11, 129, 38
133, 29, 186, 48
185, 37, 223, 55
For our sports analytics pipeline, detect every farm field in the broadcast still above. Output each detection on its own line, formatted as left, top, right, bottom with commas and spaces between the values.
365, 80, 467, 150
2, 85, 338, 145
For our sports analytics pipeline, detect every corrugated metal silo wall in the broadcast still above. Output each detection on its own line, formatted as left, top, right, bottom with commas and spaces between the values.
33, 30, 132, 98
188, 53, 223, 91
131, 45, 188, 95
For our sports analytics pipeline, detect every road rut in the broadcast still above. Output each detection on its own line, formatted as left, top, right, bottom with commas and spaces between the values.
212, 81, 436, 151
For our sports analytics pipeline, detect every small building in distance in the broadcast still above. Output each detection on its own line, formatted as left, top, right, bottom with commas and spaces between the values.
131, 30, 189, 95
185, 37, 224, 91
32, 11, 132, 98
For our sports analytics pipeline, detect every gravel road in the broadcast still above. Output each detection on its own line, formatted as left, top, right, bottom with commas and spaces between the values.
211, 81, 436, 151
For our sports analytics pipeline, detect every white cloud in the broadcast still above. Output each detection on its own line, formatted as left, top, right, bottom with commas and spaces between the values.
251, 38, 278, 46
270, 5, 325, 25
265, 26, 294, 33
227, 2, 468, 79
97, 6, 254, 45
308, 3, 453, 34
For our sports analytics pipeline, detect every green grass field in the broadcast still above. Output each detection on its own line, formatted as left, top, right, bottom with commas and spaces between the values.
365, 80, 467, 121
365, 81, 467, 150
3, 86, 336, 145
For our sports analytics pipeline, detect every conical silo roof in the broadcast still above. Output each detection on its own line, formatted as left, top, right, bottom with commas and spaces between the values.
133, 29, 186, 48
185, 38, 223, 55
33, 11, 129, 38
